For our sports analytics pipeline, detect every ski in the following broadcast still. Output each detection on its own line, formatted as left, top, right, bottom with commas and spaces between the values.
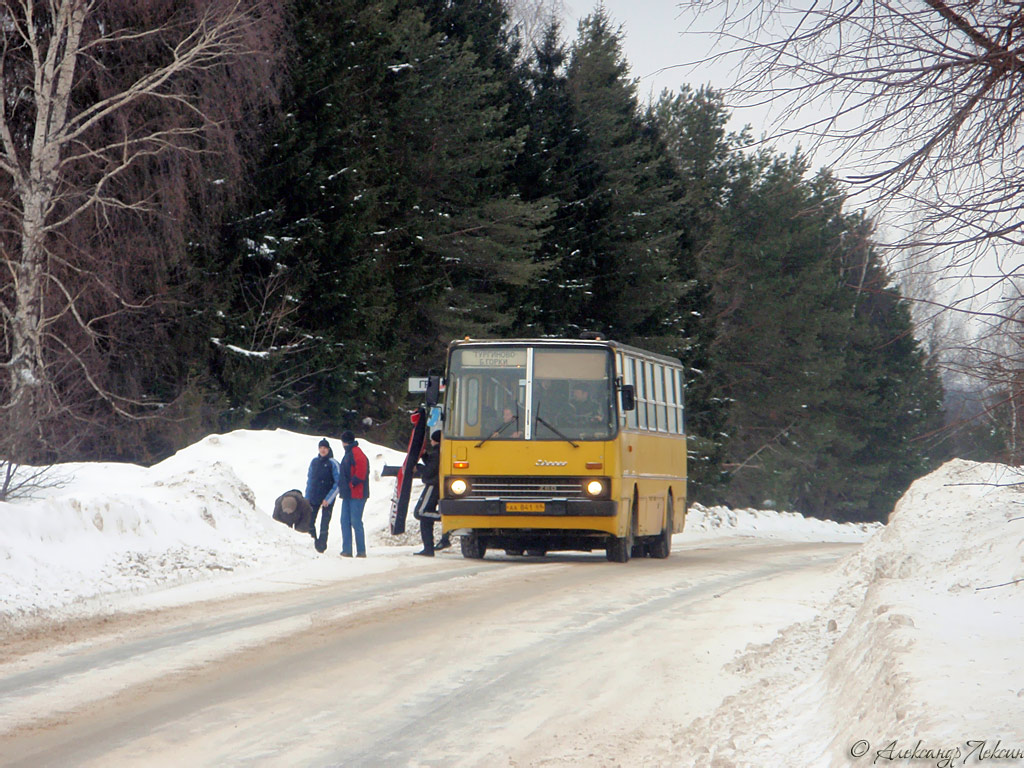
387, 406, 427, 535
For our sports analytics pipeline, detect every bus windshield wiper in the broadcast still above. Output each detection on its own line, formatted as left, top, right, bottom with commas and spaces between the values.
475, 410, 518, 448
534, 403, 578, 448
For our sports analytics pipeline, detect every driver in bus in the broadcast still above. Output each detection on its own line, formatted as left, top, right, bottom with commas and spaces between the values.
568, 385, 600, 423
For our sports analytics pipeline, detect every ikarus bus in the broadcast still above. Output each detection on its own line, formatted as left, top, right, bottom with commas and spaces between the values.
436, 337, 687, 562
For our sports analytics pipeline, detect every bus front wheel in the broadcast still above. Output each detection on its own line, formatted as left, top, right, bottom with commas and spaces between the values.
606, 534, 631, 562
461, 534, 486, 559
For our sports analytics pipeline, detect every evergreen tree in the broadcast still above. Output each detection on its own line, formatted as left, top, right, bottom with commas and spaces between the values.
509, 20, 578, 334
524, 9, 680, 341
704, 156, 943, 520
513, 22, 721, 495
648, 86, 748, 498
215, 0, 546, 434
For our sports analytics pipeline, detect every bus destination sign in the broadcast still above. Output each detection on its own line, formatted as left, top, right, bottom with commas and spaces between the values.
462, 348, 527, 368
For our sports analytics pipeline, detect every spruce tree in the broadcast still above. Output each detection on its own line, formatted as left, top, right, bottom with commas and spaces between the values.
648, 87, 748, 498
214, 0, 546, 434
525, 9, 680, 341
703, 155, 943, 521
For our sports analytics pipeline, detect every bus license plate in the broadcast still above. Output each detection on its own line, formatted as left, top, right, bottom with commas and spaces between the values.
506, 502, 545, 513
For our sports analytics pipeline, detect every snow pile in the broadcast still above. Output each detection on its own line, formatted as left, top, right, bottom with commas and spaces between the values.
0, 427, 876, 627
820, 460, 1024, 758
673, 459, 1024, 765
3, 432, 1024, 761
687, 502, 880, 541
0, 429, 406, 624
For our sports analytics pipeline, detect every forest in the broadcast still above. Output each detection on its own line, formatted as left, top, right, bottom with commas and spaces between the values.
4, 0, 1005, 522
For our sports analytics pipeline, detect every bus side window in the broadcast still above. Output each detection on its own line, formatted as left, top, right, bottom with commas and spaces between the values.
675, 368, 685, 433
646, 362, 657, 431
656, 365, 668, 432
668, 368, 678, 433
634, 359, 647, 430
670, 368, 681, 433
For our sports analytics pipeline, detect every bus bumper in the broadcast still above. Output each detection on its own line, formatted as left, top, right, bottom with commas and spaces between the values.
439, 499, 617, 517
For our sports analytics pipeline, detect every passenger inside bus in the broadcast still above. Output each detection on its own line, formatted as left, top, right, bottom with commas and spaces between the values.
489, 406, 522, 439
535, 378, 568, 403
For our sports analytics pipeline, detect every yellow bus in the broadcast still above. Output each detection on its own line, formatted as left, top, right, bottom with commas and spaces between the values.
437, 337, 687, 562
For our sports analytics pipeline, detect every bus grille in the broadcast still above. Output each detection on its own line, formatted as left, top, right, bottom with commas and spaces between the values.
466, 476, 583, 499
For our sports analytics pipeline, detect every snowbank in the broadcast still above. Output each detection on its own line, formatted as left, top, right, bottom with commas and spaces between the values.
674, 459, 1024, 765
0, 429, 407, 625
686, 502, 880, 541
0, 428, 872, 626
5, 431, 1021, 762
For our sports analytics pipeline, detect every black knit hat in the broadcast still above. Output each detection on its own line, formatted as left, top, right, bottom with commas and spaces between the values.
318, 438, 330, 449
340, 430, 355, 444
431, 430, 441, 442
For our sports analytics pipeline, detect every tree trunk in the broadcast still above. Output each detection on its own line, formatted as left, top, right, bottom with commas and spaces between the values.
7, 198, 51, 456
4, 0, 87, 457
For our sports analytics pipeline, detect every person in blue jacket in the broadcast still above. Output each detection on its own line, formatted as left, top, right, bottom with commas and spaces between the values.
305, 438, 340, 553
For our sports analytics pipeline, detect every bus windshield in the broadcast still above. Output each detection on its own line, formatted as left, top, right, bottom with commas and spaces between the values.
445, 345, 616, 441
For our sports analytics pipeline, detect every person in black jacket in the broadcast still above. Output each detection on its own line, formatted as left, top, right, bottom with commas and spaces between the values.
305, 438, 340, 553
413, 430, 449, 556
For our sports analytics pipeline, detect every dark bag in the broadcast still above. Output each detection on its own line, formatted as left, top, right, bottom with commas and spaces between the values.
273, 489, 314, 532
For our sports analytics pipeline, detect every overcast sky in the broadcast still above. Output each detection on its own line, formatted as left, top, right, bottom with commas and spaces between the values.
561, 2, 792, 150
565, 1, 697, 100
560, 2, 1013, 313
563, 2, 706, 99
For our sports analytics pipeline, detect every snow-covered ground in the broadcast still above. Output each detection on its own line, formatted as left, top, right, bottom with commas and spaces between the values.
0, 429, 418, 624
675, 459, 1024, 766
1, 429, 1022, 764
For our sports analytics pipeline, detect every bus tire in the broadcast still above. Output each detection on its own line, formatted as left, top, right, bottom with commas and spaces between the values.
608, 491, 637, 562
461, 534, 486, 559
606, 534, 631, 562
649, 500, 673, 559
526, 548, 546, 557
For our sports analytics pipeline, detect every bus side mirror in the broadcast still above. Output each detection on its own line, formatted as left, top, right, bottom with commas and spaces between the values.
619, 384, 636, 412
425, 375, 442, 407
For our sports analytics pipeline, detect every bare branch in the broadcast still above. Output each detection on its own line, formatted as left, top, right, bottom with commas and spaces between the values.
976, 578, 1024, 591
57, 3, 252, 148
0, 0, 284, 460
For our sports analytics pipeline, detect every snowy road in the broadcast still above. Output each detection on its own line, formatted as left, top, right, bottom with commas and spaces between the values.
0, 538, 857, 767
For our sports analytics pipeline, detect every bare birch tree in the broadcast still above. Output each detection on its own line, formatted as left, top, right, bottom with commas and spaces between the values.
679, 0, 1024, 272
0, 0, 280, 463
938, 281, 1024, 463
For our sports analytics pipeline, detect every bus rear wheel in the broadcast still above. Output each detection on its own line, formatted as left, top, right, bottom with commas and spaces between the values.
461, 534, 486, 559
649, 500, 673, 559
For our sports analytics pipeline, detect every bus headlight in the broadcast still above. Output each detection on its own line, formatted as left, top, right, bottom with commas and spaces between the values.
585, 479, 605, 497
449, 478, 469, 496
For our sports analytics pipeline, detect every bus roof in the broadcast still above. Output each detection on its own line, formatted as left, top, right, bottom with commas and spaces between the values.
447, 338, 683, 367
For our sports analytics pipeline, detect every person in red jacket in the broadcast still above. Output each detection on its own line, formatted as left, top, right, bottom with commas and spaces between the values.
338, 430, 370, 558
